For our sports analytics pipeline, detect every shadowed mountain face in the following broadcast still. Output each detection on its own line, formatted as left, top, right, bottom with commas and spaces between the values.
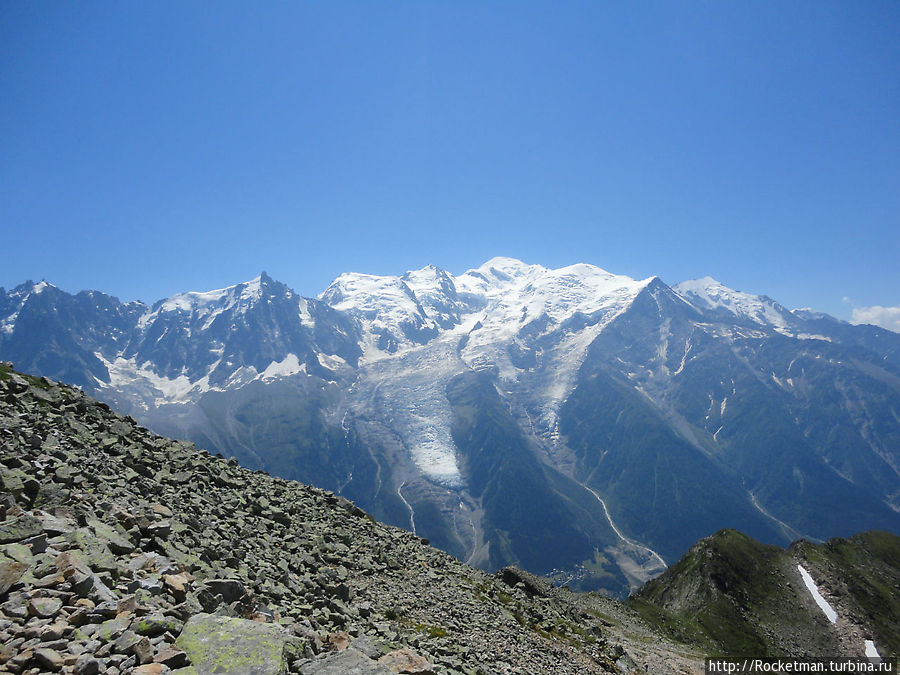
2, 259, 899, 596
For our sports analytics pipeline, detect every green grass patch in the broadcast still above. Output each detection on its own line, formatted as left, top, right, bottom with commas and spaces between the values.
414, 622, 448, 638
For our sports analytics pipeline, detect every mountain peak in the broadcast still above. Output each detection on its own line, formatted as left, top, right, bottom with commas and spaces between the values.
10, 279, 57, 298
474, 256, 544, 281
673, 277, 794, 332
320, 271, 417, 309
674, 276, 723, 292
147, 275, 273, 319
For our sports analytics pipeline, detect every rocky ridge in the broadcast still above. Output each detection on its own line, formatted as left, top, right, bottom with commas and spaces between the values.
629, 529, 899, 659
0, 363, 701, 674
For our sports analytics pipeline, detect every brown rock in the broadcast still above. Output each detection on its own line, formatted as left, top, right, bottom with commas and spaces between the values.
9, 649, 34, 670
378, 648, 436, 675
326, 630, 350, 652
34, 572, 67, 588
0, 560, 28, 594
73, 653, 101, 674
117, 594, 139, 614
34, 647, 64, 671
154, 647, 190, 668
133, 636, 155, 664
151, 504, 174, 518
163, 572, 190, 595
40, 621, 68, 641
29, 596, 63, 619
133, 664, 170, 674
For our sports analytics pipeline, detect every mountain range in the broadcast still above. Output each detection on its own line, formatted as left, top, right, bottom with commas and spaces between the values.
2, 257, 899, 596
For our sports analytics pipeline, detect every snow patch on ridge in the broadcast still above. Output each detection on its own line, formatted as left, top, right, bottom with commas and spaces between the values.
0, 314, 17, 335
260, 354, 305, 380
98, 350, 317, 404
317, 352, 348, 371
797, 564, 838, 623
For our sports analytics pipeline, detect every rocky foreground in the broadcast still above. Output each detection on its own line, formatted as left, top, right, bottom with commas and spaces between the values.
0, 364, 702, 674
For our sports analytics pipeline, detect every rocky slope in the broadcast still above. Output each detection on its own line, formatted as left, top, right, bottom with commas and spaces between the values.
0, 364, 707, 674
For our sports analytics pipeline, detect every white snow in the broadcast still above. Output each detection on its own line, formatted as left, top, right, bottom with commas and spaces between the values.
298, 297, 315, 326
320, 258, 653, 372
1, 281, 57, 334
455, 261, 654, 433
321, 272, 421, 318
352, 339, 465, 486
325, 258, 656, 484
455, 259, 649, 325
320, 272, 437, 360
139, 276, 265, 330
317, 352, 348, 371
794, 333, 831, 342
260, 354, 305, 380
0, 313, 17, 335
98, 355, 213, 404
797, 564, 838, 623
797, 565, 883, 658
674, 277, 793, 333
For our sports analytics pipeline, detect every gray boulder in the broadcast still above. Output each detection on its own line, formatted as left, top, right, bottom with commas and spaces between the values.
175, 613, 302, 675
301, 648, 394, 675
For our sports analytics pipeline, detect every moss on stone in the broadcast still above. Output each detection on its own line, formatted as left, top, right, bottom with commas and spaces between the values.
175, 613, 295, 675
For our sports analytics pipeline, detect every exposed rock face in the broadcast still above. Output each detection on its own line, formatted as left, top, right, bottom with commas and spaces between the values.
0, 364, 632, 674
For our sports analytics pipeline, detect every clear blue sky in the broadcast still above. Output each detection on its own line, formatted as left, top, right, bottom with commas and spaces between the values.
2, 2, 898, 323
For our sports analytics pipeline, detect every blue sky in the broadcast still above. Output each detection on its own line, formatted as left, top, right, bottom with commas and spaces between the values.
2, 2, 898, 325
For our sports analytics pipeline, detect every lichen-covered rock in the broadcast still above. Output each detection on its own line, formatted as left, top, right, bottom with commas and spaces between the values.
133, 613, 185, 637
0, 513, 42, 543
176, 613, 302, 675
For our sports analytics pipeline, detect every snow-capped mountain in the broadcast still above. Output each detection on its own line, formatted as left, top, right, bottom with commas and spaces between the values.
2, 259, 899, 597
673, 276, 798, 332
